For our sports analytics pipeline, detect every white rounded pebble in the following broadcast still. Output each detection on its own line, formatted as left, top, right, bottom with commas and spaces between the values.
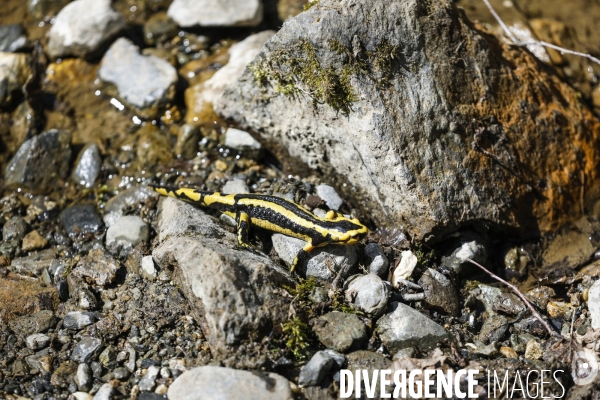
141, 256, 157, 281
392, 250, 418, 287
224, 128, 262, 151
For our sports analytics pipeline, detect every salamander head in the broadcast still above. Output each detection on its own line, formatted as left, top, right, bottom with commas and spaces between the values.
322, 210, 368, 244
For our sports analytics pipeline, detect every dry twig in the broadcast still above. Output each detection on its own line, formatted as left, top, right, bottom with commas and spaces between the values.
467, 258, 559, 337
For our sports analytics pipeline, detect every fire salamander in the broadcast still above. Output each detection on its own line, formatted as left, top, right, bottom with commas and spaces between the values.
149, 185, 368, 271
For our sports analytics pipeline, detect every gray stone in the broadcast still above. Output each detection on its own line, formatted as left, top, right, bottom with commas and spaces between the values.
98, 37, 177, 109
72, 144, 102, 188
315, 185, 343, 211
312, 311, 367, 352
75, 363, 93, 392
63, 311, 96, 330
11, 248, 56, 276
105, 215, 149, 256
167, 366, 292, 400
93, 383, 114, 400
345, 351, 392, 395
59, 203, 103, 239
344, 274, 389, 316
271, 233, 357, 280
71, 336, 103, 363
298, 351, 333, 387
222, 179, 250, 195
47, 0, 126, 58
418, 268, 459, 316
25, 348, 52, 373
167, 0, 263, 27
72, 248, 119, 286
103, 185, 158, 227
0, 25, 28, 52
9, 310, 55, 337
0, 52, 30, 106
25, 333, 51, 350
216, 0, 599, 241
588, 279, 600, 330
139, 365, 160, 392
174, 124, 201, 159
478, 315, 508, 344
441, 231, 488, 276
141, 255, 157, 281
376, 302, 448, 352
224, 128, 262, 155
113, 367, 130, 380
3, 216, 28, 241
365, 243, 389, 278
474, 284, 526, 317
323, 349, 345, 368
5, 129, 71, 193
152, 198, 292, 350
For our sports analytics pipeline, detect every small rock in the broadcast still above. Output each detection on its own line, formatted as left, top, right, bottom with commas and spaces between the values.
113, 367, 130, 380
364, 243, 389, 278
0, 24, 28, 52
345, 351, 392, 395
72, 144, 102, 188
174, 124, 201, 159
72, 248, 119, 286
21, 230, 48, 251
315, 185, 343, 211
587, 279, 600, 329
376, 302, 448, 352
298, 351, 333, 387
471, 342, 499, 358
51, 360, 78, 388
93, 383, 114, 400
167, 366, 292, 400
103, 185, 158, 227
167, 0, 263, 27
75, 363, 93, 392
3, 216, 28, 241
9, 310, 55, 337
26, 333, 51, 350
502, 246, 531, 280
63, 311, 96, 330
72, 392, 94, 400
391, 250, 417, 286
524, 340, 543, 360
272, 233, 356, 280
139, 365, 160, 392
105, 215, 149, 256
79, 288, 98, 310
344, 274, 389, 316
224, 128, 262, 158
5, 129, 71, 193
475, 284, 526, 317
323, 349, 345, 368
0, 52, 31, 106
222, 179, 250, 195
47, 0, 126, 58
542, 227, 595, 270
441, 233, 488, 276
10, 248, 56, 276
98, 37, 177, 109
526, 286, 556, 310
71, 336, 103, 363
418, 268, 459, 316
500, 347, 519, 359
547, 301, 572, 318
141, 255, 157, 281
478, 315, 508, 344
312, 311, 367, 352
59, 203, 103, 239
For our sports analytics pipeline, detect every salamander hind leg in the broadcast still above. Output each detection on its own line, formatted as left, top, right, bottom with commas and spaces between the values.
291, 242, 316, 272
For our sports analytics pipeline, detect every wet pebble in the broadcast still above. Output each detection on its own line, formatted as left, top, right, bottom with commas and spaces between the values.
98, 37, 177, 109
139, 365, 160, 392
25, 333, 50, 350
47, 0, 125, 58
365, 243, 389, 278
0, 52, 31, 106
315, 184, 343, 211
63, 311, 96, 330
3, 216, 28, 241
344, 273, 389, 316
272, 233, 356, 280
392, 250, 417, 286
224, 128, 262, 158
72, 144, 102, 188
526, 286, 556, 310
9, 310, 55, 337
0, 24, 28, 52
167, 0, 263, 27
221, 179, 249, 195
167, 366, 292, 400
21, 230, 48, 251
75, 363, 93, 392
60, 203, 103, 239
141, 255, 157, 281
298, 351, 334, 387
419, 268, 459, 316
71, 336, 103, 363
103, 186, 158, 227
376, 302, 448, 352
588, 279, 600, 329
312, 311, 367, 353
105, 215, 149, 256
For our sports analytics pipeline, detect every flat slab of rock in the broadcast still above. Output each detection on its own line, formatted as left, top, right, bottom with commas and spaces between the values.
216, 0, 600, 241
152, 197, 292, 350
167, 366, 292, 400
376, 302, 448, 352
312, 311, 367, 352
47, 0, 125, 58
98, 37, 177, 110
167, 0, 263, 27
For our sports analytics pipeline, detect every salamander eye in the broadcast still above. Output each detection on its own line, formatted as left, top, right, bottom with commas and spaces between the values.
324, 210, 338, 220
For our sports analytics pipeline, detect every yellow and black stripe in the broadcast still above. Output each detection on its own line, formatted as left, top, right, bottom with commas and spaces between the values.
149, 184, 368, 271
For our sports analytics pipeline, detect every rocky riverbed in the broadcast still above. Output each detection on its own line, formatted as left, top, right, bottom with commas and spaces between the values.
1, 0, 600, 399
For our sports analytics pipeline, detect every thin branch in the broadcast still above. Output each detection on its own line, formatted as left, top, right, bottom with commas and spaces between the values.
481, 0, 600, 66
466, 258, 559, 337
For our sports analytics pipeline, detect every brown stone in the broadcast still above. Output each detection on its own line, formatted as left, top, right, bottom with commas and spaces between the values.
21, 230, 48, 252
0, 273, 58, 324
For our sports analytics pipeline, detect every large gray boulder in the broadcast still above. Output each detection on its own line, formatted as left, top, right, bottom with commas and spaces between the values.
215, 0, 600, 241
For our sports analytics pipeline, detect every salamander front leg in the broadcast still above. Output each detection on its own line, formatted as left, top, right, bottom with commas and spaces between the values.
236, 211, 255, 252
291, 242, 315, 272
